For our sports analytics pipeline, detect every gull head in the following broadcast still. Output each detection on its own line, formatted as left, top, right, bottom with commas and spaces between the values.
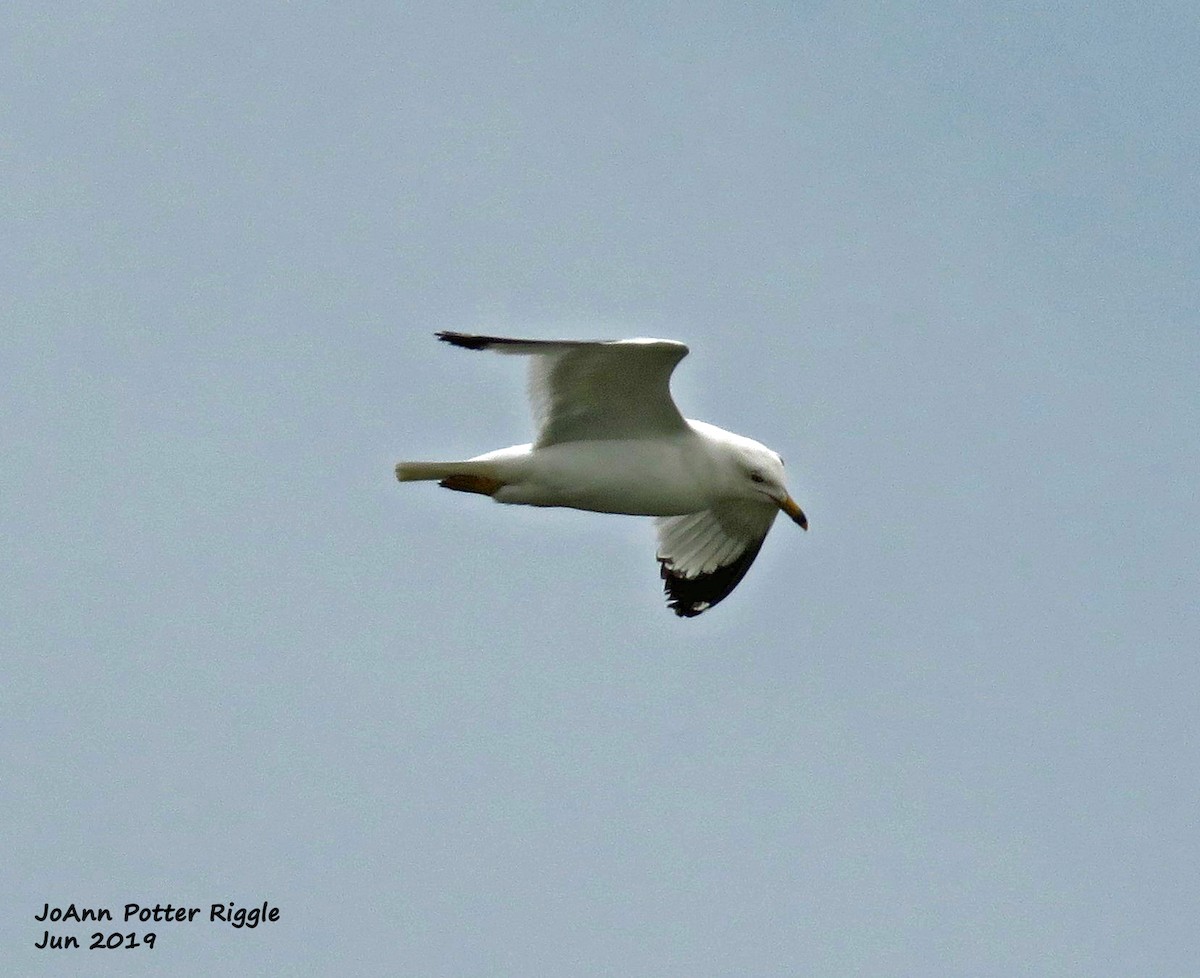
722, 435, 808, 530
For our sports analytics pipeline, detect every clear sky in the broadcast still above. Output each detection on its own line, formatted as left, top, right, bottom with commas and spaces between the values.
4, 2, 1197, 975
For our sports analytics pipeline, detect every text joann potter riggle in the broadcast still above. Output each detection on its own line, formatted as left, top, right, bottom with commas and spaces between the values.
33, 901, 280, 951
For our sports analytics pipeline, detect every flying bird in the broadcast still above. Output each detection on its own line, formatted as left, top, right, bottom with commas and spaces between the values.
395, 332, 807, 616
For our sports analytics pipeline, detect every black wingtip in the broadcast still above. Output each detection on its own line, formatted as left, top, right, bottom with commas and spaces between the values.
657, 538, 766, 618
659, 558, 714, 617
436, 331, 490, 350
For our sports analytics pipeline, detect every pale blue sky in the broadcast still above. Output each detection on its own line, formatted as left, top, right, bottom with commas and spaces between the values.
4, 2, 1198, 975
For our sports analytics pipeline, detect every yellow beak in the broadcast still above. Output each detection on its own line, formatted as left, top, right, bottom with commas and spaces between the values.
779, 494, 808, 530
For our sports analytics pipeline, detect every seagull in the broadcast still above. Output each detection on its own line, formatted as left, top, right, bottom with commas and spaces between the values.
395, 332, 807, 617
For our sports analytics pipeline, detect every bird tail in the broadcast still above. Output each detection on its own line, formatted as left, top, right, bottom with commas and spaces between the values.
395, 460, 473, 482
395, 460, 507, 497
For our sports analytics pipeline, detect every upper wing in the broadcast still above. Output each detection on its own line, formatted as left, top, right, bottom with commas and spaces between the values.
654, 501, 779, 617
437, 331, 690, 447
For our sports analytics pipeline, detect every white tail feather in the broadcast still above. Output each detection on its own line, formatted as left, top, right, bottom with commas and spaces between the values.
394, 460, 477, 482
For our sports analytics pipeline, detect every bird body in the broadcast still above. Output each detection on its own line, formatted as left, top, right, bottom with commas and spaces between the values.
401, 423, 769, 516
396, 332, 807, 616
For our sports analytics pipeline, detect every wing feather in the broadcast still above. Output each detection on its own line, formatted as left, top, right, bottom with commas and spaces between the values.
437, 331, 689, 447
654, 502, 778, 617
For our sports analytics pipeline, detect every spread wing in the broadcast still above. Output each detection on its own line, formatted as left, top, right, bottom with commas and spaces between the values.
436, 331, 689, 448
655, 502, 779, 617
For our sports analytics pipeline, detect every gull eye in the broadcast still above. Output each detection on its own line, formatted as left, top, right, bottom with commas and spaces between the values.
750, 471, 766, 484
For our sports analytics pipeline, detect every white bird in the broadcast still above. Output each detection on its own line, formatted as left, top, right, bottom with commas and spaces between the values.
395, 332, 807, 617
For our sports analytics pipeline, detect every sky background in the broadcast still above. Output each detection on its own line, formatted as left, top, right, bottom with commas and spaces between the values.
4, 1, 1198, 975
